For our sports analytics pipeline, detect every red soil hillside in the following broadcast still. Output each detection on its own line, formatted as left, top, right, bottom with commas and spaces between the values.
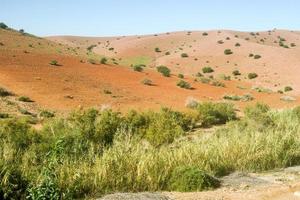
49, 29, 300, 96
0, 28, 298, 113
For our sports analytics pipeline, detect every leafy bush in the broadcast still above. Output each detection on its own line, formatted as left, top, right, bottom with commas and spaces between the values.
284, 86, 293, 92
0, 87, 12, 97
39, 110, 55, 118
133, 65, 143, 72
202, 32, 208, 36
224, 49, 233, 55
211, 81, 225, 87
181, 53, 189, 58
196, 102, 236, 127
18, 96, 34, 102
178, 74, 184, 79
219, 74, 231, 81
248, 73, 258, 79
154, 47, 161, 53
145, 108, 193, 146
0, 22, 8, 29
88, 59, 96, 64
87, 44, 97, 51
157, 66, 171, 77
232, 70, 241, 76
249, 53, 254, 57
100, 57, 107, 64
235, 43, 241, 47
254, 55, 261, 59
141, 79, 153, 86
177, 80, 191, 89
49, 60, 59, 66
168, 166, 220, 192
202, 67, 214, 73
223, 94, 254, 102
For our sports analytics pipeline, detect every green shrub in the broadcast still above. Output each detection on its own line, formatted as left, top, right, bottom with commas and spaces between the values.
178, 74, 184, 79
100, 57, 108, 64
87, 44, 97, 51
244, 103, 274, 128
0, 87, 12, 97
39, 110, 55, 118
181, 53, 188, 58
88, 59, 96, 64
177, 80, 191, 89
154, 47, 161, 53
284, 86, 293, 92
165, 51, 170, 55
219, 74, 231, 80
145, 108, 193, 146
196, 102, 236, 127
49, 60, 59, 66
103, 89, 112, 94
198, 77, 211, 84
18, 96, 34, 102
232, 70, 241, 76
254, 55, 261, 59
249, 53, 254, 57
224, 49, 233, 55
202, 32, 208, 36
168, 166, 220, 192
248, 73, 258, 79
133, 65, 143, 72
141, 79, 153, 86
202, 67, 214, 73
157, 66, 171, 77
235, 43, 241, 47
211, 81, 225, 87
0, 22, 8, 29
0, 113, 9, 119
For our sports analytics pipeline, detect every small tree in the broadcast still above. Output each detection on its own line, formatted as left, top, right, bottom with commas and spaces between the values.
0, 22, 8, 29
157, 66, 171, 77
177, 80, 191, 89
248, 73, 258, 79
202, 66, 214, 73
100, 57, 107, 64
224, 49, 233, 55
181, 53, 188, 58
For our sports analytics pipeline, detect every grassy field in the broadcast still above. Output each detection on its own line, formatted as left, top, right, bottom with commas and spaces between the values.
1, 102, 300, 199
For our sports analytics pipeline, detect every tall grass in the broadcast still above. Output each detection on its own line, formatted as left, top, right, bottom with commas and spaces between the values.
1, 103, 300, 198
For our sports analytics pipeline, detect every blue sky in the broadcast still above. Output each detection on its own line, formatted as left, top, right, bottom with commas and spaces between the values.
1, 0, 300, 36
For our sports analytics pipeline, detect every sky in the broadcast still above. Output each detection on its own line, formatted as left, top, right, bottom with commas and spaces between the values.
1, 0, 300, 37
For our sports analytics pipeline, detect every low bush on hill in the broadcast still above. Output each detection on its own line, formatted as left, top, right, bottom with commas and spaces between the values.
224, 49, 233, 55
177, 80, 192, 89
202, 67, 214, 73
157, 66, 171, 77
248, 73, 258, 79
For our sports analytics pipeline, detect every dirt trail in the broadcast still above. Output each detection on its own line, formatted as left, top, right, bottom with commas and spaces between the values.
99, 166, 300, 200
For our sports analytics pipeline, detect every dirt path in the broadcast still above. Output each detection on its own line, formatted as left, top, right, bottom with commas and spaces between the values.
98, 166, 300, 200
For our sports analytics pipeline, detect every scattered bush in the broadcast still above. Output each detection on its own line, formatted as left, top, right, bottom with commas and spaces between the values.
235, 43, 241, 47
249, 53, 254, 57
168, 166, 220, 192
202, 67, 214, 73
181, 53, 189, 58
185, 97, 199, 109
141, 79, 153, 86
232, 70, 241, 76
0, 87, 12, 97
224, 49, 233, 55
177, 80, 192, 89
0, 22, 8, 29
154, 47, 161, 53
178, 74, 184, 79
211, 80, 225, 87
133, 65, 143, 72
87, 44, 97, 51
39, 110, 55, 118
18, 96, 34, 102
100, 57, 108, 64
198, 77, 211, 84
157, 66, 171, 77
88, 59, 96, 64
223, 94, 254, 102
254, 55, 261, 59
202, 32, 208, 36
284, 86, 293, 92
196, 102, 236, 127
217, 40, 224, 44
49, 60, 59, 66
248, 73, 258, 79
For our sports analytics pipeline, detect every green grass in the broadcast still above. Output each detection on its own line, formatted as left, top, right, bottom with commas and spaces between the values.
119, 56, 152, 67
3, 103, 300, 198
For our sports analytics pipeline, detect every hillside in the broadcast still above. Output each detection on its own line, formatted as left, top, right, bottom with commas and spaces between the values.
0, 26, 299, 115
49, 29, 300, 95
